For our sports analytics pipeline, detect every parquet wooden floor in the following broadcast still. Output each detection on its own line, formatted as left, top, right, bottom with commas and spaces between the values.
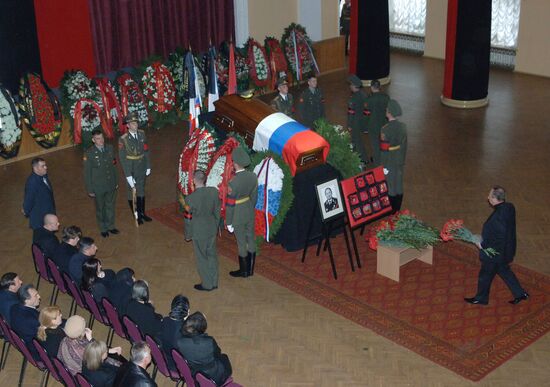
1, 52, 549, 386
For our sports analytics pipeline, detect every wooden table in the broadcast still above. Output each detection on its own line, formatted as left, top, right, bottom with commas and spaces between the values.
376, 244, 433, 282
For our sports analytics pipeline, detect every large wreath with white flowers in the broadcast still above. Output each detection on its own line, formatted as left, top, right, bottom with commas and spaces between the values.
18, 73, 62, 149
252, 152, 294, 243
72, 98, 111, 146
281, 23, 319, 81
177, 126, 217, 196
206, 137, 240, 219
0, 87, 22, 159
235, 48, 251, 92
246, 38, 271, 88
141, 61, 178, 129
116, 73, 149, 130
265, 37, 290, 88
167, 49, 187, 111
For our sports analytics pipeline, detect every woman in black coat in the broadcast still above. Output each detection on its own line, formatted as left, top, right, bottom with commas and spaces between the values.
125, 280, 162, 338
160, 295, 189, 370
81, 340, 121, 387
37, 305, 66, 357
109, 267, 135, 316
81, 258, 116, 312
176, 312, 232, 386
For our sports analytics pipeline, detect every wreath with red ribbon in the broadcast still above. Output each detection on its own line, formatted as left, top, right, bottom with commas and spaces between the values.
73, 98, 111, 144
18, 73, 63, 149
117, 73, 148, 132
177, 127, 216, 196
265, 37, 289, 89
246, 38, 271, 88
96, 78, 122, 134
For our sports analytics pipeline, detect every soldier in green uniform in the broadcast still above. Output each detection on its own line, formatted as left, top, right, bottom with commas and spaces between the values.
226, 147, 258, 278
380, 99, 407, 213
365, 79, 390, 166
186, 170, 221, 291
270, 77, 295, 117
297, 73, 325, 129
84, 129, 119, 237
340, 0, 351, 55
347, 74, 370, 166
118, 112, 152, 225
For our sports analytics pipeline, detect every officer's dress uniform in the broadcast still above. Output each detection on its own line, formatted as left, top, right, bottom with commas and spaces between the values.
365, 91, 390, 166
270, 93, 295, 118
297, 87, 325, 129
84, 144, 118, 233
347, 89, 370, 164
118, 129, 152, 223
186, 186, 221, 290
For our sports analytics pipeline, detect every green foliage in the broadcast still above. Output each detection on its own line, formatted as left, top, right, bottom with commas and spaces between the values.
314, 118, 362, 179
250, 151, 294, 251
377, 215, 440, 250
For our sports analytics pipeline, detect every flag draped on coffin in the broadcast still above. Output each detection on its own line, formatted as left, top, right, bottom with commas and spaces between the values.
207, 46, 219, 112
185, 51, 202, 135
252, 112, 329, 176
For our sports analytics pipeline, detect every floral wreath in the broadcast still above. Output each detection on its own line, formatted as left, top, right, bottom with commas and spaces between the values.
251, 151, 294, 244
281, 23, 319, 81
141, 61, 178, 129
95, 77, 122, 134
72, 98, 111, 145
246, 38, 271, 88
0, 86, 22, 159
234, 47, 250, 92
116, 73, 149, 130
18, 73, 63, 149
167, 49, 187, 111
177, 126, 217, 197
205, 137, 240, 220
265, 37, 289, 89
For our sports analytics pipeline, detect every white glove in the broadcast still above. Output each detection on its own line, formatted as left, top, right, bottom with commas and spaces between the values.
126, 176, 135, 188
383, 168, 389, 175
146, 168, 151, 176
227, 225, 234, 233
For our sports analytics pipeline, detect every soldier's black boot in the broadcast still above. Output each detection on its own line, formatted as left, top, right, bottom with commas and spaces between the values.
132, 199, 143, 225
230, 256, 248, 278
247, 252, 256, 276
138, 197, 153, 222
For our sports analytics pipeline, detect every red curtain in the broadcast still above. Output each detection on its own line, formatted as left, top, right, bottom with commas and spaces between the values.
88, 0, 235, 74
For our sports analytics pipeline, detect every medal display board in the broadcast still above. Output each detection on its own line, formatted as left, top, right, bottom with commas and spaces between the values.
341, 166, 392, 228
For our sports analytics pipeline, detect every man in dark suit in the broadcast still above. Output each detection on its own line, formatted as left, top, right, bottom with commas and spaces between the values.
53, 226, 81, 274
10, 284, 41, 346
22, 157, 56, 230
32, 214, 60, 258
68, 237, 98, 286
0, 272, 23, 322
465, 186, 529, 305
113, 341, 157, 387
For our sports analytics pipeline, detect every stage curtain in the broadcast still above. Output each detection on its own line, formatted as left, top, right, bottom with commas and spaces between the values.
87, 0, 235, 74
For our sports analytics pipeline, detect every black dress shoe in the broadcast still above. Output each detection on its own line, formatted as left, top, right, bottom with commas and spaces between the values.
464, 297, 488, 305
101, 232, 109, 238
193, 284, 217, 291
509, 292, 529, 305
109, 228, 120, 235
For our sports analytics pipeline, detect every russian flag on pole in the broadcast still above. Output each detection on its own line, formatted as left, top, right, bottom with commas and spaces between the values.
252, 112, 329, 175
185, 51, 201, 136
207, 45, 219, 112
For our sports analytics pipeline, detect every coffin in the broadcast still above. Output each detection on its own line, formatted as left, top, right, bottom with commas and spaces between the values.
213, 95, 329, 175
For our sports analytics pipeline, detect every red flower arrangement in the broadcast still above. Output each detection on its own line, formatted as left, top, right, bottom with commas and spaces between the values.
27, 74, 60, 135
440, 219, 499, 256
265, 37, 289, 89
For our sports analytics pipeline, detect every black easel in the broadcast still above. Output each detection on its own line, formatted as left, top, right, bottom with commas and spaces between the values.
301, 206, 355, 280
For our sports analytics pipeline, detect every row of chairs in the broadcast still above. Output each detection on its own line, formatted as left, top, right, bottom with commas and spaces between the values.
27, 244, 241, 386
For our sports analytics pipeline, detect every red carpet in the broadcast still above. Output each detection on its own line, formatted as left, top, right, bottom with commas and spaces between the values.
150, 203, 550, 381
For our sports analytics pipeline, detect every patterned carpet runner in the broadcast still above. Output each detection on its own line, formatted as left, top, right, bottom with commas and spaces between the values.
150, 202, 550, 381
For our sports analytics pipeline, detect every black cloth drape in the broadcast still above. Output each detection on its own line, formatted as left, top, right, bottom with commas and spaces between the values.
87, 0, 235, 74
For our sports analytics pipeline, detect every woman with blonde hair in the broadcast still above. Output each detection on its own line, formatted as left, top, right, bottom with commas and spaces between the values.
36, 305, 65, 356
82, 340, 121, 387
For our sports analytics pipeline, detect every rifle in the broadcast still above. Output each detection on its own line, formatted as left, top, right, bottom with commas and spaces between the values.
132, 187, 139, 227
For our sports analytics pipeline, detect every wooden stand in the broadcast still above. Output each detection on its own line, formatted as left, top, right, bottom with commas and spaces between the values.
376, 244, 433, 282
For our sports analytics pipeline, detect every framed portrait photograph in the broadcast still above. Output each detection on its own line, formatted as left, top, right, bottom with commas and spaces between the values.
315, 178, 345, 221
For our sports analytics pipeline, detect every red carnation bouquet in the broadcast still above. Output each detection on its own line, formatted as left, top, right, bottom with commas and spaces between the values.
440, 219, 498, 257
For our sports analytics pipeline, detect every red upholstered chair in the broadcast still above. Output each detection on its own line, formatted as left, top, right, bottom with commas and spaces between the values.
75, 372, 93, 387
8, 327, 48, 387
32, 339, 61, 383
82, 289, 111, 338
196, 373, 241, 387
0, 315, 13, 370
32, 244, 57, 303
52, 357, 77, 387
122, 315, 144, 343
46, 258, 69, 306
145, 334, 181, 382
102, 297, 127, 345
171, 348, 196, 387
62, 272, 88, 316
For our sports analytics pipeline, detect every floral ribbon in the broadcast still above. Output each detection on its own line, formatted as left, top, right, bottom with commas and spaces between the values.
292, 30, 300, 81
73, 98, 109, 144
257, 157, 272, 242
97, 78, 122, 129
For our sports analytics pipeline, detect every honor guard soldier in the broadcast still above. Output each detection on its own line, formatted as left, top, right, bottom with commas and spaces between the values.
347, 74, 370, 166
84, 129, 119, 237
186, 170, 221, 291
226, 147, 258, 278
119, 112, 152, 225
340, 0, 351, 55
297, 73, 325, 129
380, 100, 407, 213
365, 79, 389, 166
270, 77, 295, 117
